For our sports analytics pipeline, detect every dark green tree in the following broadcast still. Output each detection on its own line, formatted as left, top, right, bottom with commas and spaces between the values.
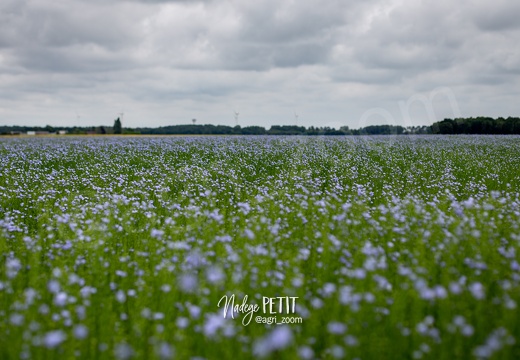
113, 118, 122, 134
438, 119, 454, 134
44, 125, 55, 133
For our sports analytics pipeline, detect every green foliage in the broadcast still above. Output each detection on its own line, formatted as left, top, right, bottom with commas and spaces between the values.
1, 123, 432, 136
241, 126, 267, 135
432, 117, 520, 134
0, 136, 520, 359
113, 118, 122, 134
358, 125, 405, 135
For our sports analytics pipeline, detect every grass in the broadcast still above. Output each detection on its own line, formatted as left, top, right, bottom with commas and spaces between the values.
0, 135, 519, 359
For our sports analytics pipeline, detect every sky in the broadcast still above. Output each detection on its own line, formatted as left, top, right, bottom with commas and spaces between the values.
1, 0, 519, 129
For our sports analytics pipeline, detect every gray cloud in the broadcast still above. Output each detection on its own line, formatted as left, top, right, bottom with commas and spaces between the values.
472, 0, 520, 32
0, 0, 519, 128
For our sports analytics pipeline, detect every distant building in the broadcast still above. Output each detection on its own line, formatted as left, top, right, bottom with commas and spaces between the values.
9, 131, 22, 135
27, 131, 50, 136
58, 130, 68, 135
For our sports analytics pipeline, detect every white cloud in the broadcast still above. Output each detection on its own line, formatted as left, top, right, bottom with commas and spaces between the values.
0, 0, 519, 128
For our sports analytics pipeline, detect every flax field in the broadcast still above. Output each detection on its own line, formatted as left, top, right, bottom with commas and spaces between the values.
1, 135, 520, 359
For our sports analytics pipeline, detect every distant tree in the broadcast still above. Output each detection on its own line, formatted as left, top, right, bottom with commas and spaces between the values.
122, 128, 141, 135
114, 118, 122, 134
511, 117, 520, 134
242, 126, 267, 135
431, 117, 520, 135
340, 126, 352, 135
438, 119, 454, 134
358, 125, 405, 135
70, 127, 83, 134
268, 125, 306, 135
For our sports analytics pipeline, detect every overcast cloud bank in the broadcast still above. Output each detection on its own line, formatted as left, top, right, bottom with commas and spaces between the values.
1, 0, 519, 128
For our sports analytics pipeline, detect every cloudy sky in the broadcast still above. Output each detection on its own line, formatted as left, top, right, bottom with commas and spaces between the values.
1, 0, 519, 129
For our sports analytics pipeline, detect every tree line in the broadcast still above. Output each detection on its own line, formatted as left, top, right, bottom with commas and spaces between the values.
431, 117, 520, 134
4, 117, 520, 136
1, 120, 432, 136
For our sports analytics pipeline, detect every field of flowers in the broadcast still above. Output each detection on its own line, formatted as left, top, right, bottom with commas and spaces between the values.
1, 135, 520, 359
